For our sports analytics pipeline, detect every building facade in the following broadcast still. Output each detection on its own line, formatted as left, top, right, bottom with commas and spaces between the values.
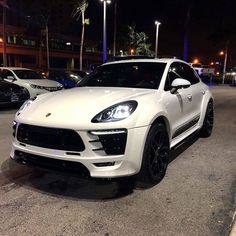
0, 0, 103, 70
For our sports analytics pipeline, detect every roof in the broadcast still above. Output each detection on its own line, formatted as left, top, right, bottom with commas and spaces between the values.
0, 67, 33, 71
109, 55, 154, 61
104, 58, 185, 66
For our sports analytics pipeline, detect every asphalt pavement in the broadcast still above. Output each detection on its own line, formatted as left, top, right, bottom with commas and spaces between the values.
0, 86, 235, 236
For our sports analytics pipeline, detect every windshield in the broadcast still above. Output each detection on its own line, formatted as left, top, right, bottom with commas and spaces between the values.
13, 70, 44, 80
50, 71, 82, 82
78, 62, 166, 89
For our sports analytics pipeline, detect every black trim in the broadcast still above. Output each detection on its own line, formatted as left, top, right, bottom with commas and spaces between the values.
89, 129, 128, 155
13, 150, 90, 176
92, 148, 105, 152
172, 115, 200, 139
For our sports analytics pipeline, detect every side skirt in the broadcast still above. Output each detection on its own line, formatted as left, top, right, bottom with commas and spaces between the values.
172, 115, 200, 139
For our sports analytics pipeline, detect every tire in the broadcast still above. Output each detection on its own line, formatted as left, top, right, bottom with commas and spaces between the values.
138, 123, 170, 184
200, 100, 214, 137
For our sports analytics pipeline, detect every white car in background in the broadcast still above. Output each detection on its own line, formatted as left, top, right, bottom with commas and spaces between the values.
1, 67, 63, 98
10, 59, 214, 184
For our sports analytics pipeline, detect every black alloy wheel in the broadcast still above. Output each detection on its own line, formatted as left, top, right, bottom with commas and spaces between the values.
200, 100, 214, 137
139, 123, 169, 184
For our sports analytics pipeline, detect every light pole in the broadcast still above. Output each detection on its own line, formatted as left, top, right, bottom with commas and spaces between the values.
41, 14, 50, 70
100, 0, 111, 63
219, 42, 229, 85
154, 20, 161, 58
45, 23, 50, 70
112, 0, 117, 56
1, 0, 8, 66
222, 42, 229, 84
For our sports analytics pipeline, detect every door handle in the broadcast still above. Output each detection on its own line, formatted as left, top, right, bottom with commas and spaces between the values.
187, 94, 192, 100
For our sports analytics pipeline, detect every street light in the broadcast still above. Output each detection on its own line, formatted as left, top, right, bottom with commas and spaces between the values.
154, 20, 161, 58
219, 51, 224, 56
100, 0, 111, 63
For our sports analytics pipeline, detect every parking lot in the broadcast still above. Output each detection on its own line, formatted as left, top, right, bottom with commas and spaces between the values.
0, 86, 235, 236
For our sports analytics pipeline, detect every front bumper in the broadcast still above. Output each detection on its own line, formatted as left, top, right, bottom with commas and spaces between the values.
10, 125, 150, 178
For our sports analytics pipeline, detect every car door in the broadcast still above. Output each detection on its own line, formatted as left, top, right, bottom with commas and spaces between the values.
181, 63, 204, 120
162, 62, 197, 140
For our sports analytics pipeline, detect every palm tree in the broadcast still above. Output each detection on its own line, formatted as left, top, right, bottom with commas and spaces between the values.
72, 0, 89, 71
127, 25, 152, 56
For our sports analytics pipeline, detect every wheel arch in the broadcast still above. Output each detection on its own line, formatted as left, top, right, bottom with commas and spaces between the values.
199, 91, 214, 127
151, 116, 171, 139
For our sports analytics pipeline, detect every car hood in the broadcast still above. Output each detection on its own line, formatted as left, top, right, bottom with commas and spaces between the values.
17, 87, 157, 128
22, 79, 62, 87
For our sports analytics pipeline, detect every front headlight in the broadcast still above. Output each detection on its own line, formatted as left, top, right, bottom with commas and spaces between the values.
17, 96, 37, 113
30, 84, 45, 90
92, 101, 138, 123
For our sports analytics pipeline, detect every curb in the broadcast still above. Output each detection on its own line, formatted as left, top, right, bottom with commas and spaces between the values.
229, 212, 236, 236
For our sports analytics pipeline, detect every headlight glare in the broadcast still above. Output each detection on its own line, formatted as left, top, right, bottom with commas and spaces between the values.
92, 101, 137, 123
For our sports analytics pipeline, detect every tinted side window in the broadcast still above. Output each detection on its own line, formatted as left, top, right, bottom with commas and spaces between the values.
2, 69, 14, 79
181, 64, 200, 85
165, 62, 199, 91
165, 62, 183, 91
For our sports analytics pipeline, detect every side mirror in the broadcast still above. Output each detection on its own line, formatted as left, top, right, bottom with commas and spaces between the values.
7, 75, 16, 82
170, 78, 191, 94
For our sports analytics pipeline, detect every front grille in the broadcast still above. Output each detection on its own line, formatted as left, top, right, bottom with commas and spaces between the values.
17, 124, 85, 152
14, 150, 90, 176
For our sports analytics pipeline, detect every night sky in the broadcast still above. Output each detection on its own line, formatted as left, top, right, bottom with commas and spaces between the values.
85, 0, 236, 66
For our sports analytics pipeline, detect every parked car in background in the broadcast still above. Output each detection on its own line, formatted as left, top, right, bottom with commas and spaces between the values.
189, 63, 203, 76
72, 70, 88, 78
0, 67, 63, 98
11, 58, 214, 184
89, 63, 101, 72
225, 69, 236, 86
190, 63, 215, 77
46, 70, 83, 89
0, 75, 29, 107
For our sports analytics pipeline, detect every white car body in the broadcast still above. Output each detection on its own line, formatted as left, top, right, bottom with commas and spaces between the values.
10, 59, 213, 180
1, 67, 63, 98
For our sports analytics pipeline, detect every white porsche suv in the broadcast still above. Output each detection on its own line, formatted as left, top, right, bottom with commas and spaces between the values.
10, 59, 214, 184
